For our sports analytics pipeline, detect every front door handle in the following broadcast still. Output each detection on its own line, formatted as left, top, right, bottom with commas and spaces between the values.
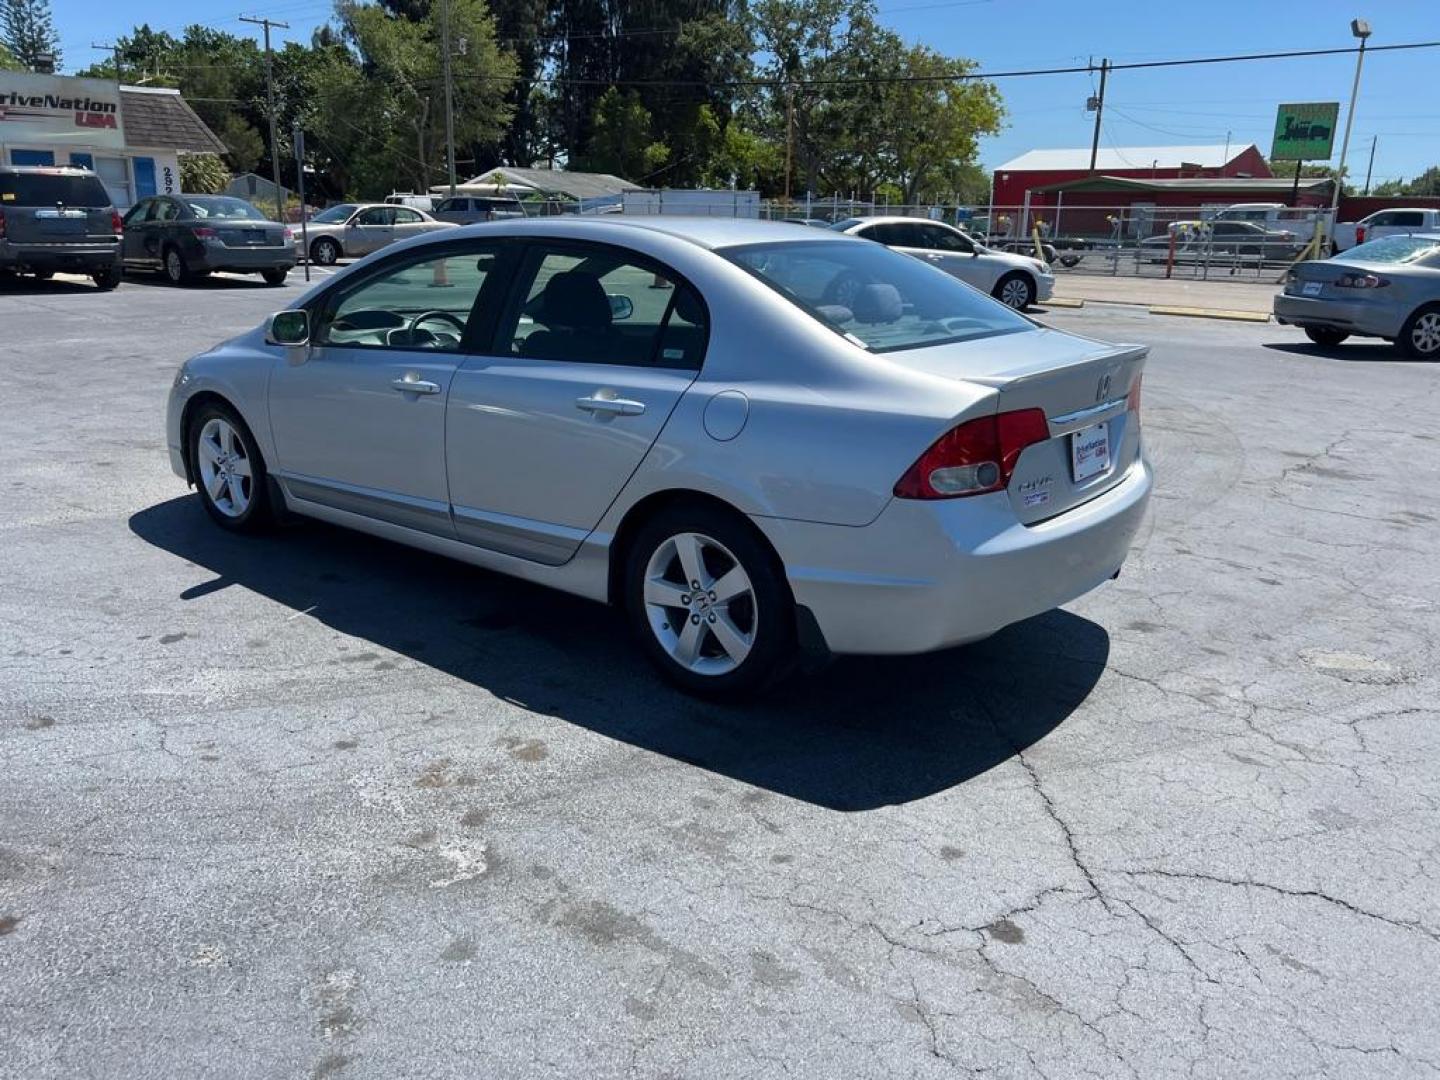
576, 395, 645, 417
392, 376, 441, 395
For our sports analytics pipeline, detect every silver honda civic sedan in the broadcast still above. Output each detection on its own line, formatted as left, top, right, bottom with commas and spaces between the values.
166, 217, 1151, 695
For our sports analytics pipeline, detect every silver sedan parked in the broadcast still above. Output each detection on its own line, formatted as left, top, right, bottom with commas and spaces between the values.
1274, 234, 1440, 358
166, 218, 1151, 695
299, 202, 456, 266
830, 216, 1055, 310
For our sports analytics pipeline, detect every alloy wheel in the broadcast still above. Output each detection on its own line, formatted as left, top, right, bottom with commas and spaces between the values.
1411, 312, 1440, 356
314, 240, 339, 266
1000, 277, 1032, 309
166, 250, 184, 283
196, 417, 253, 518
642, 531, 758, 677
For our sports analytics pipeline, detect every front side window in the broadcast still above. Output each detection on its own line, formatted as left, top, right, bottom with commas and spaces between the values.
154, 199, 182, 222
919, 224, 972, 252
722, 239, 1032, 353
315, 246, 500, 351
502, 245, 708, 369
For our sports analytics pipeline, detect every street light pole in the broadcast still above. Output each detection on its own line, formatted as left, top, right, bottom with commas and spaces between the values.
240, 15, 290, 223
1329, 19, 1371, 227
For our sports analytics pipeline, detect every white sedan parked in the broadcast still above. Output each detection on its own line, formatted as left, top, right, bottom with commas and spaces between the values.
831, 216, 1055, 309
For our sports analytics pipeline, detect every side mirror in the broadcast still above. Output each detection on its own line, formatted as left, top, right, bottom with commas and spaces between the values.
267, 309, 310, 346
608, 293, 634, 321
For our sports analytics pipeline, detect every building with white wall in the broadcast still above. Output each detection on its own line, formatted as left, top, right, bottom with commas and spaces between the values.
1, 71, 226, 208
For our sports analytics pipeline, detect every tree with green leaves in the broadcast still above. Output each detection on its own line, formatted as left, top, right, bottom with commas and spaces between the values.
576, 88, 669, 178
1, 0, 60, 69
0, 39, 23, 70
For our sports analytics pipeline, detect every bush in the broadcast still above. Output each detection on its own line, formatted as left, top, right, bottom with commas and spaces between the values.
180, 154, 231, 195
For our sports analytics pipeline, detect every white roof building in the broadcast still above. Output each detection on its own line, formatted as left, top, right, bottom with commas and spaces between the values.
996, 144, 1255, 173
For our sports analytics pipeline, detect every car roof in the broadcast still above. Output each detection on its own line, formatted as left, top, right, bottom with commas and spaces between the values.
839, 215, 949, 227
0, 165, 97, 176
465, 215, 859, 250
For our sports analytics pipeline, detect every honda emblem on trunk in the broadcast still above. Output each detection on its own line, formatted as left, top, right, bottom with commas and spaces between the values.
1095, 373, 1112, 402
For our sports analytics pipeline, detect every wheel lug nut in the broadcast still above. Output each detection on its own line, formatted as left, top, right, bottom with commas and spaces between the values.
691, 614, 700, 625
708, 591, 717, 602
681, 594, 690, 605
707, 613, 716, 623
690, 580, 700, 590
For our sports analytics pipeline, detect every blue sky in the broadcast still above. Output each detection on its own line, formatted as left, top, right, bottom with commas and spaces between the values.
54, 0, 1440, 186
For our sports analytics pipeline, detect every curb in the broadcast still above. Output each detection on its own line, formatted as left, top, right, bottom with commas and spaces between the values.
1039, 297, 1086, 309
1147, 305, 1272, 324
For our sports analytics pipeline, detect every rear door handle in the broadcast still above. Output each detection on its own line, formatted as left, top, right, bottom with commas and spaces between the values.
391, 377, 441, 395
576, 395, 645, 416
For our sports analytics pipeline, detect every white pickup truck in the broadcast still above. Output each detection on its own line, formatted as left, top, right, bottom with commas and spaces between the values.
1331, 207, 1440, 253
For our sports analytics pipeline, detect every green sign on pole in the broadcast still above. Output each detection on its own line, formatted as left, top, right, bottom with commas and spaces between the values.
1271, 102, 1340, 162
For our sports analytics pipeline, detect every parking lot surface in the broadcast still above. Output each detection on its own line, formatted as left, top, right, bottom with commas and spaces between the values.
2, 273, 1438, 1078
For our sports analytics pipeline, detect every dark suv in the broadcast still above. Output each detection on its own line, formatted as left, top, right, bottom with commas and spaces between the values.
0, 166, 123, 289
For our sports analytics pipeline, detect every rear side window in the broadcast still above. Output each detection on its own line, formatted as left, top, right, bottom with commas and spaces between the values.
0, 172, 111, 207
502, 245, 708, 369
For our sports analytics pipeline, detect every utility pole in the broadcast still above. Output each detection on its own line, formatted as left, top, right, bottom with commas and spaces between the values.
783, 85, 794, 206
1087, 58, 1109, 174
240, 15, 290, 223
441, 0, 457, 197
1363, 135, 1377, 195
91, 43, 123, 88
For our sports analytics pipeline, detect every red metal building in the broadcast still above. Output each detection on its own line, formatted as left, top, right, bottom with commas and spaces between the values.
993, 143, 1272, 209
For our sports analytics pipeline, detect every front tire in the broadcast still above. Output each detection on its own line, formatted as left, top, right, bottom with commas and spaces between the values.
624, 504, 795, 697
92, 267, 119, 291
311, 238, 341, 266
189, 403, 272, 532
1398, 305, 1440, 359
1304, 326, 1349, 347
261, 268, 289, 286
994, 272, 1035, 310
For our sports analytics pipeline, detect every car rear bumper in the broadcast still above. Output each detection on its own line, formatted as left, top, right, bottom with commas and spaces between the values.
0, 241, 121, 273
1273, 293, 1403, 338
196, 244, 294, 272
752, 456, 1152, 655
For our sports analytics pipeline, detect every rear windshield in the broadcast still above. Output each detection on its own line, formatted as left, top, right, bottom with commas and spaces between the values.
0, 172, 111, 207
1342, 235, 1440, 266
720, 239, 1031, 353
184, 196, 266, 221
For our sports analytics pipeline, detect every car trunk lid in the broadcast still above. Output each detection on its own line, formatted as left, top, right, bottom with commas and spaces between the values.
215, 222, 288, 248
892, 328, 1146, 523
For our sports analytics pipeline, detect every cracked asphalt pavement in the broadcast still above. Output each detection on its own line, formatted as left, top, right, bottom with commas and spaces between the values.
2, 274, 1438, 1078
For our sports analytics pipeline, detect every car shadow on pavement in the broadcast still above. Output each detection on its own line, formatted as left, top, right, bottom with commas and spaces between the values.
0, 276, 102, 296
129, 496, 1110, 811
1263, 341, 1416, 362
120, 273, 281, 291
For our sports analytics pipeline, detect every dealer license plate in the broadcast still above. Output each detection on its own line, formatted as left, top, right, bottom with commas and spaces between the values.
1071, 421, 1111, 482
1302, 281, 1323, 297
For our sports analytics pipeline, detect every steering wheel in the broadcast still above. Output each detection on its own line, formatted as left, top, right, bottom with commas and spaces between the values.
407, 310, 467, 337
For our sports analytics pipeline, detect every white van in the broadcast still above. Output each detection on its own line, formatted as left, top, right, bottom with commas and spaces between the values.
384, 192, 438, 212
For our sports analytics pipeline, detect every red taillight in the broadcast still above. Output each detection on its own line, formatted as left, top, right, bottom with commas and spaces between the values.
192, 226, 217, 240
894, 408, 1050, 500
1335, 272, 1390, 289
111, 210, 123, 235
0, 209, 6, 240
1128, 373, 1142, 415
1355, 226, 1366, 244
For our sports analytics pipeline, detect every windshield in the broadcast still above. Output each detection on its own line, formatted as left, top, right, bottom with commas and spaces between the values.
0, 171, 110, 207
1342, 235, 1440, 266
721, 239, 1031, 353
313, 203, 358, 224
184, 196, 266, 221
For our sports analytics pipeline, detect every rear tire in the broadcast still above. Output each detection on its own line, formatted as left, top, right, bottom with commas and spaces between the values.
164, 246, 193, 286
311, 238, 341, 266
624, 503, 796, 698
1397, 304, 1440, 360
188, 402, 273, 533
261, 268, 289, 286
1304, 326, 1349, 347
994, 272, 1035, 310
